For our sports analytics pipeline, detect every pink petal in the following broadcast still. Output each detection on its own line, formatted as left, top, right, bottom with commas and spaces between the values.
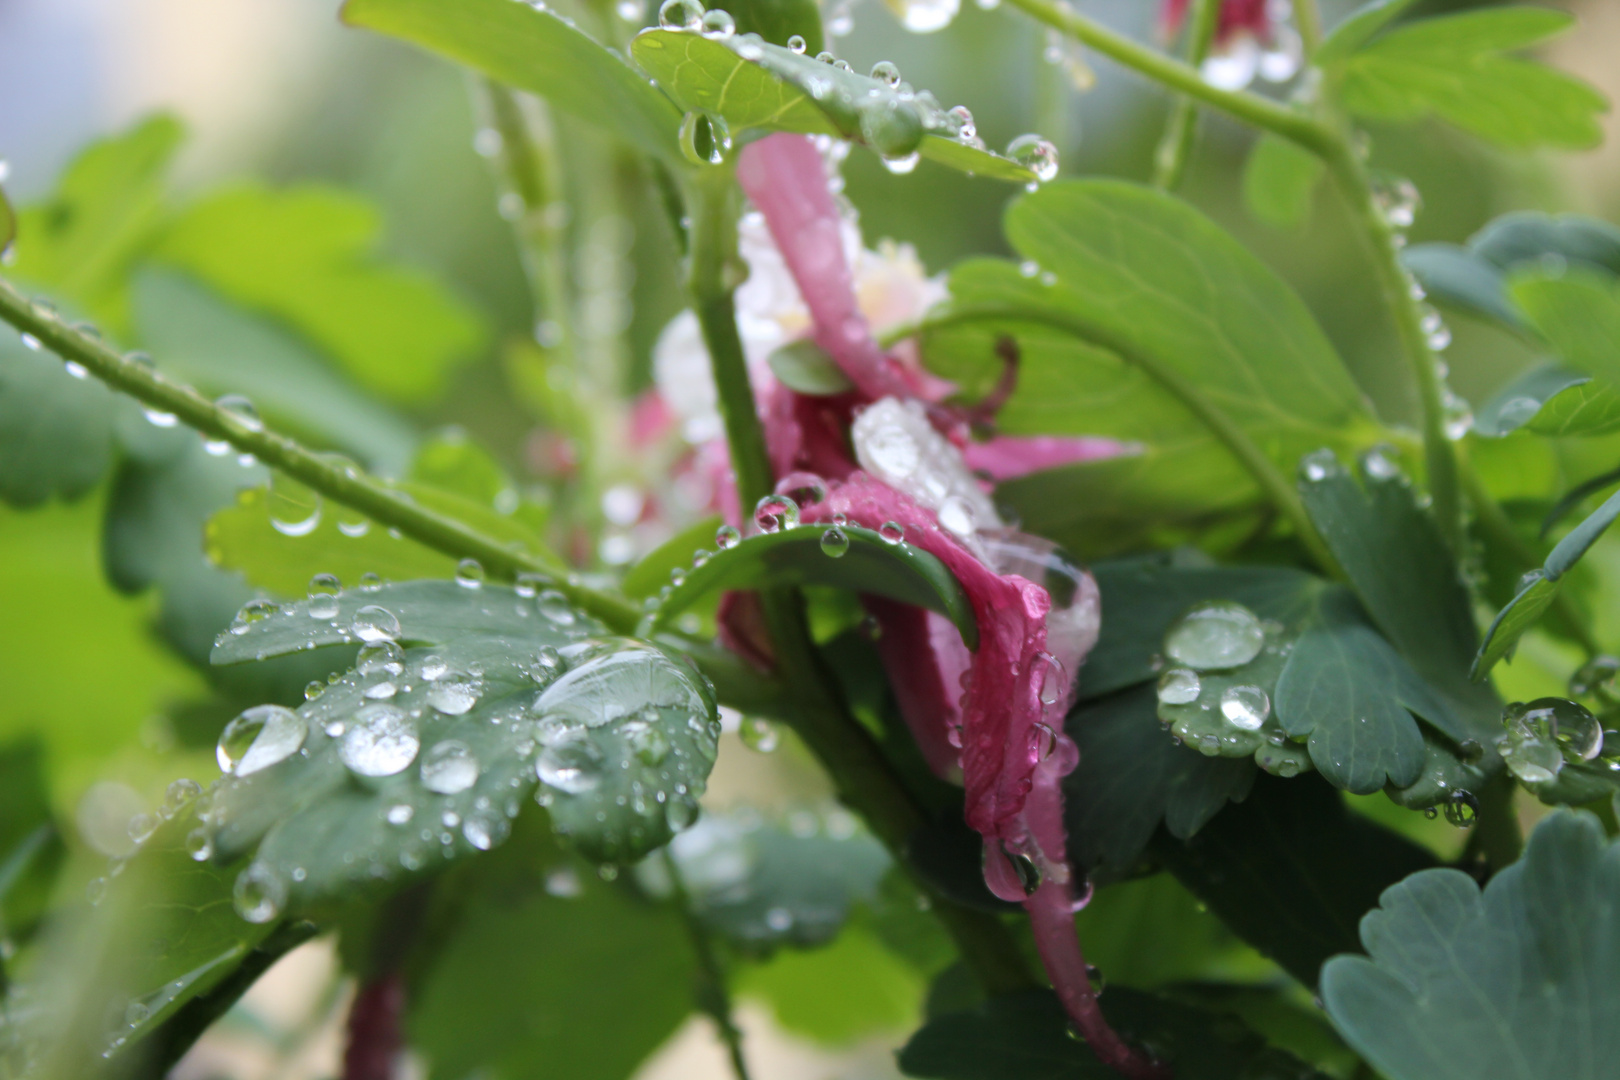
963, 435, 1132, 482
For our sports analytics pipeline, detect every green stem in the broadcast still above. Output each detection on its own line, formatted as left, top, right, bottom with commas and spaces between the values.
665, 853, 753, 1080
1462, 774, 1522, 873
1151, 0, 1219, 191
684, 172, 1035, 997
892, 305, 1345, 580
0, 277, 640, 629
1291, 0, 1323, 57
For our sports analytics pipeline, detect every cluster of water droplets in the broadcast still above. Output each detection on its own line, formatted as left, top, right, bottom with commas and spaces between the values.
1497, 696, 1609, 786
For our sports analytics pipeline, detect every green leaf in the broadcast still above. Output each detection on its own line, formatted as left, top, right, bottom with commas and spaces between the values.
1332, 8, 1607, 151
5, 113, 183, 333
1473, 365, 1620, 439
1321, 810, 1620, 1080
0, 739, 64, 941
133, 271, 419, 473
208, 580, 718, 868
1401, 243, 1525, 331
768, 339, 855, 395
638, 806, 890, 951
1473, 211, 1620, 276
1297, 449, 1500, 736
1241, 134, 1323, 229
630, 30, 1033, 182
899, 987, 1329, 1080
622, 515, 724, 600
342, 0, 686, 163
1155, 774, 1439, 987
152, 184, 486, 405
1065, 686, 1256, 873
1475, 487, 1620, 677
739, 923, 925, 1043
407, 815, 696, 1080
1313, 0, 1418, 67
1511, 269, 1620, 388
646, 522, 978, 650
729, 0, 823, 52
0, 327, 116, 507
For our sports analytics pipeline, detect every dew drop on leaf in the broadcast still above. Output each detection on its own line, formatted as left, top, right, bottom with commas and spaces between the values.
754, 494, 799, 534
233, 863, 286, 923
217, 705, 306, 776
1163, 600, 1266, 671
1219, 685, 1270, 731
306, 573, 341, 619
878, 520, 905, 544
740, 716, 779, 752
455, 558, 486, 589
715, 524, 741, 550
357, 641, 406, 677
267, 472, 322, 537
421, 740, 480, 794
352, 605, 400, 643
537, 732, 604, 794
1006, 134, 1059, 182
819, 527, 850, 558
339, 705, 419, 777
1156, 667, 1200, 705
427, 675, 480, 716
538, 590, 576, 626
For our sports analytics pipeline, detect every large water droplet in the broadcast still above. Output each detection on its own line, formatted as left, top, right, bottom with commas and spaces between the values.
233, 863, 286, 923
740, 715, 779, 752
455, 558, 485, 589
1163, 601, 1266, 671
217, 705, 307, 776
819, 527, 850, 558
1515, 697, 1603, 763
786, 33, 807, 53
537, 732, 604, 794
1156, 668, 1201, 705
658, 0, 703, 30
538, 590, 576, 625
754, 494, 800, 534
427, 675, 480, 716
1006, 134, 1059, 183
938, 495, 976, 537
700, 7, 734, 37
679, 111, 732, 166
625, 719, 671, 765
1443, 789, 1479, 828
421, 740, 480, 794
878, 520, 905, 544
1035, 652, 1065, 705
267, 473, 322, 537
715, 524, 741, 550
1220, 685, 1270, 731
340, 705, 420, 777
307, 573, 341, 619
352, 605, 401, 643
357, 641, 406, 677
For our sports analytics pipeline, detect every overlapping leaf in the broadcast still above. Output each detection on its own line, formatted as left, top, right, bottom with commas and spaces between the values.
1321, 810, 1620, 1080
1473, 365, 1620, 439
0, 328, 117, 507
1242, 133, 1322, 229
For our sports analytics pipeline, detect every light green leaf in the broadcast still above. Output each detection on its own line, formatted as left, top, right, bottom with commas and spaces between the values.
0, 327, 116, 507
0, 739, 64, 941
342, 0, 686, 163
621, 514, 724, 599
1333, 8, 1607, 150
630, 29, 1033, 181
1242, 133, 1323, 229
740, 924, 925, 1044
152, 184, 486, 404
5, 114, 183, 333
727, 0, 824, 54
646, 522, 977, 649
1473, 211, 1620, 276
1401, 243, 1525, 331
1473, 365, 1620, 439
1511, 269, 1620, 388
208, 580, 718, 871
768, 340, 855, 395
1321, 810, 1620, 1080
1313, 0, 1418, 67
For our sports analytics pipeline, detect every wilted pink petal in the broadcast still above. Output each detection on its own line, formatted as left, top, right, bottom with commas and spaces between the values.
863, 598, 966, 779
963, 435, 1132, 481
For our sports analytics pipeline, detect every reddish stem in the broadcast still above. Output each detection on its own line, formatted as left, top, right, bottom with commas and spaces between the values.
344, 973, 405, 1080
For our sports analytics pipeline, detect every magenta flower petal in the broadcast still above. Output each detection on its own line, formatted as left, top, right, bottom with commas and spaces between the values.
963, 434, 1132, 481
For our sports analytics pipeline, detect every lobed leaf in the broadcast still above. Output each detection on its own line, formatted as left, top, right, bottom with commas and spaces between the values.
342, 0, 686, 163
1510, 269, 1620, 389
1241, 133, 1323, 230
1313, 0, 1418, 67
1321, 810, 1620, 1080
1472, 365, 1620, 439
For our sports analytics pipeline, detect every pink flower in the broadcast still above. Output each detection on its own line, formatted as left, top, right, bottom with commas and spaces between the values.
735, 134, 1163, 1079
1161, 0, 1274, 46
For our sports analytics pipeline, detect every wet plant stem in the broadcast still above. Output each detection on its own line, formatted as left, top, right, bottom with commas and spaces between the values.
1151, 0, 1218, 191
1292, 0, 1323, 56
1462, 774, 1523, 873
664, 852, 753, 1080
684, 169, 1035, 998
1002, 0, 1466, 553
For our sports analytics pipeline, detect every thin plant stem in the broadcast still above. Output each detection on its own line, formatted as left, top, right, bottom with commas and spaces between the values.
1291, 0, 1323, 57
1462, 773, 1523, 873
663, 852, 753, 1080
683, 169, 1035, 997
889, 305, 1346, 580
1151, 0, 1219, 191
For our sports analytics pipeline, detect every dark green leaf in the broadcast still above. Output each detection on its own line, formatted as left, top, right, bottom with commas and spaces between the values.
0, 327, 116, 507
1472, 364, 1620, 439
637, 805, 890, 951
152, 184, 486, 405
1155, 774, 1439, 987
1297, 449, 1499, 735
1510, 269, 1620, 387
1333, 8, 1606, 150
899, 986, 1329, 1080
646, 522, 978, 650
630, 30, 1033, 182
768, 339, 855, 395
1065, 686, 1255, 874
1241, 133, 1323, 229
728, 0, 823, 53
0, 739, 64, 941
1321, 810, 1620, 1080
1473, 211, 1620, 277
1547, 485, 1620, 577
208, 580, 718, 869
1401, 243, 1524, 331
343, 0, 686, 163
1542, 465, 1620, 536
1313, 0, 1418, 67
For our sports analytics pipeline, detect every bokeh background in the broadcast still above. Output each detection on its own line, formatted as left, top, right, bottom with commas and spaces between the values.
1, 0, 1616, 1076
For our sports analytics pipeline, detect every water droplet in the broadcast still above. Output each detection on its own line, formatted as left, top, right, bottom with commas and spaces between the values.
546, 866, 583, 897
787, 33, 806, 53
1032, 722, 1058, 761
267, 472, 322, 537
233, 863, 286, 923
340, 705, 420, 777
352, 605, 401, 643
64, 360, 89, 379
538, 590, 576, 625
658, 0, 703, 29
1373, 175, 1422, 230
879, 150, 920, 175
165, 778, 202, 809
143, 407, 178, 428
1164, 600, 1266, 671
679, 110, 732, 166
938, 495, 976, 537
1421, 306, 1452, 351
754, 494, 800, 534
1514, 697, 1603, 764
870, 60, 901, 86
358, 572, 383, 592
1006, 134, 1059, 183
1220, 685, 1270, 731
464, 814, 507, 851
819, 527, 850, 558
306, 573, 341, 619
127, 813, 155, 844
1299, 448, 1340, 483
715, 524, 742, 550
427, 675, 480, 716
626, 720, 671, 765
86, 876, 108, 905
537, 733, 604, 794
700, 7, 734, 36
999, 843, 1042, 895
1035, 652, 1066, 705
1156, 668, 1201, 705
740, 716, 779, 752
217, 705, 307, 776
1443, 789, 1479, 828
421, 740, 480, 794
357, 642, 405, 679
455, 558, 485, 589
186, 827, 213, 862
19, 332, 40, 351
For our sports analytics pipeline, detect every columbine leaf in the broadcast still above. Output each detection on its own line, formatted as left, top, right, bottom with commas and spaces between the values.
0, 739, 65, 941
152, 184, 486, 405
342, 0, 686, 163
636, 805, 890, 951
629, 29, 1032, 181
1241, 133, 1323, 229
1401, 243, 1527, 331
208, 580, 718, 870
1510, 269, 1620, 387
1313, 0, 1418, 67
1475, 488, 1620, 677
899, 987, 1330, 1080
1321, 810, 1620, 1080
0, 326, 117, 507
645, 522, 978, 650
1154, 774, 1439, 988
1473, 365, 1620, 439
1329, 7, 1607, 151
622, 516, 725, 600
1065, 685, 1256, 874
